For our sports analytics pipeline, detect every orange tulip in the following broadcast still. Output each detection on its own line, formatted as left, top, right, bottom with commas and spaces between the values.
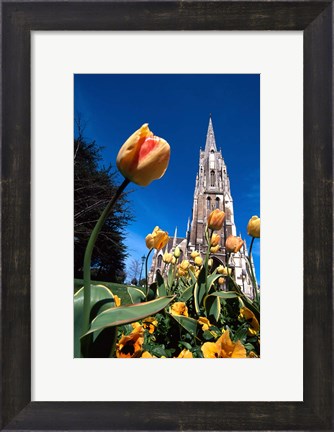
116, 124, 170, 186
225, 235, 244, 253
247, 216, 260, 238
207, 209, 225, 231
145, 226, 169, 250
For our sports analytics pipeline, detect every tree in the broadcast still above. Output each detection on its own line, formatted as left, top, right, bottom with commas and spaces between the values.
74, 127, 133, 283
127, 258, 142, 284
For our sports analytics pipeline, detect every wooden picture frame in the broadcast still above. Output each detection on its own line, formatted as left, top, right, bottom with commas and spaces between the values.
1, 1, 333, 430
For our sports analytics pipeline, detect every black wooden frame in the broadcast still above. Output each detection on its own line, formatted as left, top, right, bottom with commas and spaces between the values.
1, 1, 333, 430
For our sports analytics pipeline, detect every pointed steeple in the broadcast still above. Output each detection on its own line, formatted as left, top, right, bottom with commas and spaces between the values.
172, 227, 178, 248
205, 114, 217, 153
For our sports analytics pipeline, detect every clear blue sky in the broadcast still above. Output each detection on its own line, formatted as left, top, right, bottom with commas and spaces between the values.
74, 74, 260, 281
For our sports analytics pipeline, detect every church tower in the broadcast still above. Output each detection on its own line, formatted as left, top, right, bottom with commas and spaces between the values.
189, 116, 236, 255
148, 116, 254, 297
188, 116, 253, 296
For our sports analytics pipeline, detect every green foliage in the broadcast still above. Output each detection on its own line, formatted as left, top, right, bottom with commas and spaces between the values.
74, 133, 133, 283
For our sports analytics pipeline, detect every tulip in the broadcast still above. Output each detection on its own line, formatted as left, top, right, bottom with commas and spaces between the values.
116, 123, 170, 186
174, 246, 181, 258
198, 316, 211, 331
239, 307, 260, 336
190, 250, 200, 259
142, 317, 158, 334
141, 351, 156, 358
218, 277, 225, 285
207, 209, 225, 231
194, 256, 203, 267
225, 235, 244, 253
163, 252, 173, 264
217, 265, 232, 277
247, 215, 260, 238
180, 260, 190, 270
208, 258, 213, 268
145, 226, 169, 250
210, 244, 220, 253
177, 267, 187, 277
210, 233, 220, 247
113, 294, 121, 307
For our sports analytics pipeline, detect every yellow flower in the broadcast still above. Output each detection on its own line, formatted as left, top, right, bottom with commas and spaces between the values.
201, 330, 246, 358
194, 256, 203, 266
113, 295, 121, 307
174, 247, 181, 258
180, 260, 190, 271
225, 235, 244, 253
142, 317, 158, 334
116, 325, 144, 358
217, 265, 232, 276
208, 258, 213, 268
141, 351, 156, 358
207, 209, 225, 231
177, 266, 187, 277
177, 349, 193, 358
210, 244, 220, 253
145, 226, 169, 250
210, 233, 220, 247
247, 215, 260, 238
170, 302, 188, 317
239, 307, 260, 335
163, 252, 173, 263
218, 277, 225, 284
198, 316, 211, 331
190, 250, 200, 259
116, 123, 170, 186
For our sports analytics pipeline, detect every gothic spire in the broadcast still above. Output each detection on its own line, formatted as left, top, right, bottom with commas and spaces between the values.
205, 114, 217, 153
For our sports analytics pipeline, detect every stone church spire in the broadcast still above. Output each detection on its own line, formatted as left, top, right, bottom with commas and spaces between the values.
205, 114, 217, 153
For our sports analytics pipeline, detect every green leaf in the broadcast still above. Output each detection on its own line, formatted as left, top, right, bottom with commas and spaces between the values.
156, 272, 167, 297
127, 286, 146, 304
168, 313, 198, 337
83, 295, 175, 336
194, 266, 207, 313
203, 295, 221, 322
178, 284, 195, 303
188, 267, 197, 284
209, 291, 239, 300
167, 264, 174, 289
207, 272, 221, 293
74, 284, 114, 358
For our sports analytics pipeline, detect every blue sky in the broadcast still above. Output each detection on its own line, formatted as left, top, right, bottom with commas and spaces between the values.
74, 74, 260, 281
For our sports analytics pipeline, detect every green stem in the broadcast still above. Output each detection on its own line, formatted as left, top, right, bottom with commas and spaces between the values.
247, 237, 258, 301
204, 228, 213, 294
82, 178, 130, 335
145, 248, 154, 300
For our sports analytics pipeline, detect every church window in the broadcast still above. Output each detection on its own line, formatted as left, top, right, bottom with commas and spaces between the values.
207, 197, 211, 208
157, 255, 162, 268
210, 170, 215, 187
215, 197, 220, 209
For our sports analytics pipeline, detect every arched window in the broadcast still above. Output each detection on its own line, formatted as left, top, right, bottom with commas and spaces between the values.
207, 197, 211, 209
215, 197, 220, 209
157, 255, 162, 268
210, 170, 215, 187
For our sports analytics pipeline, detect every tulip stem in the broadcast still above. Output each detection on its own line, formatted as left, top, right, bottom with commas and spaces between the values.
247, 237, 258, 301
82, 178, 130, 336
145, 248, 153, 300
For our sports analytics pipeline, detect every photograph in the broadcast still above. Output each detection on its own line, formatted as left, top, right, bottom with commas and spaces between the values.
74, 74, 260, 358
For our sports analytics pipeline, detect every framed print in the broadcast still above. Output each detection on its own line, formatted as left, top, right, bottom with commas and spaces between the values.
1, 1, 333, 431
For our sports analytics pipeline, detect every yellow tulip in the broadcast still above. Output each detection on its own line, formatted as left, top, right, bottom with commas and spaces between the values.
217, 265, 232, 277
210, 233, 220, 247
141, 351, 156, 358
174, 246, 181, 258
225, 235, 244, 253
116, 123, 170, 186
218, 277, 225, 284
163, 252, 173, 263
207, 209, 225, 231
194, 256, 203, 266
247, 215, 260, 238
190, 250, 200, 259
170, 302, 188, 317
180, 260, 190, 270
145, 226, 169, 250
210, 244, 220, 253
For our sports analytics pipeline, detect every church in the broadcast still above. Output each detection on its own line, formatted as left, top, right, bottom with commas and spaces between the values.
148, 116, 254, 297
